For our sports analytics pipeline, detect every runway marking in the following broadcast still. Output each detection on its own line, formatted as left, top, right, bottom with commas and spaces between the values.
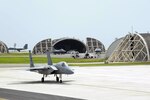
74, 83, 150, 94
0, 76, 34, 81
2, 73, 150, 94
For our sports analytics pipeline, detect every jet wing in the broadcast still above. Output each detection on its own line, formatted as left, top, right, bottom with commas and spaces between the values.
28, 65, 58, 72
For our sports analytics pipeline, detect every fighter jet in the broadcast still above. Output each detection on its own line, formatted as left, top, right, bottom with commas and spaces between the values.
9, 44, 28, 52
53, 49, 66, 54
28, 50, 74, 83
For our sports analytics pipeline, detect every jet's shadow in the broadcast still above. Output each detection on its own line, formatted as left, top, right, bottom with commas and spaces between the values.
9, 80, 74, 85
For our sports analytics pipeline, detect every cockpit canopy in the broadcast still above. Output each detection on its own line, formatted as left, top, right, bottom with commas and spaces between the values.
58, 62, 68, 67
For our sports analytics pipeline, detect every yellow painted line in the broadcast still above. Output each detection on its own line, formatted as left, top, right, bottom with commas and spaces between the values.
0, 97, 8, 100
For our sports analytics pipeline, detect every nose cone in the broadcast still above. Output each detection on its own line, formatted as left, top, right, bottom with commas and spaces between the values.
68, 69, 74, 74
70, 69, 74, 74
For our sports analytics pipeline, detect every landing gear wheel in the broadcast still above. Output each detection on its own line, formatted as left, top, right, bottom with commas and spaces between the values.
56, 77, 59, 82
60, 80, 62, 83
41, 77, 44, 82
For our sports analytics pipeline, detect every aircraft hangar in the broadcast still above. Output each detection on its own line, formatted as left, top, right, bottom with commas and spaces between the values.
0, 41, 8, 53
32, 37, 105, 54
86, 37, 105, 53
105, 37, 123, 58
107, 33, 150, 62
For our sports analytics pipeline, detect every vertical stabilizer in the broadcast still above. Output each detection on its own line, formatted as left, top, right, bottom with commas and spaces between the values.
29, 50, 34, 67
47, 50, 53, 65
24, 44, 28, 49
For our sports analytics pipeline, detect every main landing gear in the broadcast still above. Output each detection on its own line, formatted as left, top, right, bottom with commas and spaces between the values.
56, 76, 59, 82
56, 74, 62, 83
41, 74, 63, 83
41, 74, 45, 82
41, 77, 44, 82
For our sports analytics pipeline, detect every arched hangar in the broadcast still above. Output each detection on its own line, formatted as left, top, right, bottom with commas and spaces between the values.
105, 38, 123, 58
107, 33, 150, 62
33, 37, 105, 54
33, 38, 87, 54
86, 37, 105, 53
33, 38, 52, 54
0, 41, 8, 53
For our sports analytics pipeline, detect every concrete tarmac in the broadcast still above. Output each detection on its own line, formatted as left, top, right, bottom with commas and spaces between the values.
0, 88, 83, 100
0, 65, 150, 100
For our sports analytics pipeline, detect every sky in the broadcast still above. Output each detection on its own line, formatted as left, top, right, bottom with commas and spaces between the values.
0, 0, 150, 50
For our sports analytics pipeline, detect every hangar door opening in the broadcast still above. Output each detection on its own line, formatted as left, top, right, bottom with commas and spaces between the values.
53, 39, 86, 53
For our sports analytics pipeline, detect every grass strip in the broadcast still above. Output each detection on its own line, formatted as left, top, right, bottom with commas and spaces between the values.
69, 62, 150, 66
0, 57, 104, 64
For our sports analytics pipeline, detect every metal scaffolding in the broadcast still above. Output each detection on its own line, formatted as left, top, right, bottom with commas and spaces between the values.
33, 39, 52, 54
108, 33, 150, 62
86, 37, 105, 53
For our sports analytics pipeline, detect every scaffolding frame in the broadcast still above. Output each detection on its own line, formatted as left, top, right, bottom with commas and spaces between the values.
86, 37, 105, 53
33, 39, 52, 54
108, 34, 149, 62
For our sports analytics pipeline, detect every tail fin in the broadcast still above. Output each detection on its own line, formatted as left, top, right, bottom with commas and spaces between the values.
29, 50, 34, 67
47, 50, 53, 65
24, 44, 28, 49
